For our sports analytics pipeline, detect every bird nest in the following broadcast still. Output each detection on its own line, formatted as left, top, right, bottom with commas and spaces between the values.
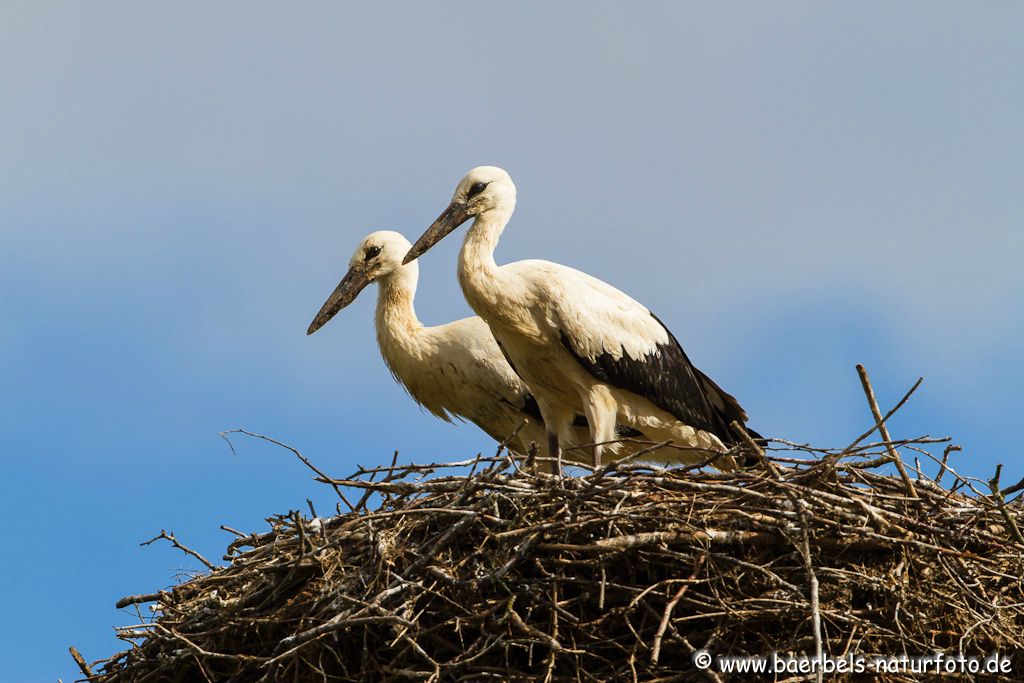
81, 422, 1024, 683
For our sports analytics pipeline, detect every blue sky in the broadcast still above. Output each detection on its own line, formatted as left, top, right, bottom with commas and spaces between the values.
2, 3, 1022, 680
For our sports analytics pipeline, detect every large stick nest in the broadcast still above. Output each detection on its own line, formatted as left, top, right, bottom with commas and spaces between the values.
88, 433, 1024, 682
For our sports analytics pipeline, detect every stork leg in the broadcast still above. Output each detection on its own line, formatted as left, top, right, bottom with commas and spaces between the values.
534, 399, 575, 475
547, 432, 562, 476
583, 385, 619, 470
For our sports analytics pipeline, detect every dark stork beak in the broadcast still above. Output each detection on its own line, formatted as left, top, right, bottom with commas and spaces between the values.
402, 200, 471, 265
306, 266, 373, 335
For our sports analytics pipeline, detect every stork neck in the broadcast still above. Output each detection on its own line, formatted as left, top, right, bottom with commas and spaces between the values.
458, 210, 506, 294
374, 268, 422, 349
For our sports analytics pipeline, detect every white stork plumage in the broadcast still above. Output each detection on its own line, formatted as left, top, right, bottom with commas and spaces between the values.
307, 230, 634, 463
403, 167, 761, 470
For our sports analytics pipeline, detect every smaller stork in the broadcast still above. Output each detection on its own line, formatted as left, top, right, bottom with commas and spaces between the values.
307, 230, 630, 463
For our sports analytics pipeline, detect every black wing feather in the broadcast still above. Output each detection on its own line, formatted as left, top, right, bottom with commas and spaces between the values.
560, 312, 749, 445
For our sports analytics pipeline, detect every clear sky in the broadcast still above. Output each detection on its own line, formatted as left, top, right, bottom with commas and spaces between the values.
2, 3, 1022, 680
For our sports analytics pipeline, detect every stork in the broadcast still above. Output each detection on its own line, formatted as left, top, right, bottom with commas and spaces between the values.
403, 167, 761, 470
307, 230, 634, 464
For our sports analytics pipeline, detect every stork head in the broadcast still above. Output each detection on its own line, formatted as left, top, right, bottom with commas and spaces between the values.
403, 166, 516, 264
307, 230, 414, 335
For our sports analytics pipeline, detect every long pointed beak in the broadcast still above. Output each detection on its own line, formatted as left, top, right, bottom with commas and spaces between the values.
306, 267, 372, 335
402, 201, 471, 265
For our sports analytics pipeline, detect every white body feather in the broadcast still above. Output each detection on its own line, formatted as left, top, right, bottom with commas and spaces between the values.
374, 279, 535, 445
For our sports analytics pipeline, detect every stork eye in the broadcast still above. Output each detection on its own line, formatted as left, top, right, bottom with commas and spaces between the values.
364, 246, 381, 260
467, 181, 488, 198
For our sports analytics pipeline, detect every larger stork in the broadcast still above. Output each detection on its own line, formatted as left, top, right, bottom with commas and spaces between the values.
307, 230, 629, 463
403, 167, 760, 470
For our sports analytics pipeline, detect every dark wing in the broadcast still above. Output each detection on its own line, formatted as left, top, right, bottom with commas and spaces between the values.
693, 367, 747, 425
560, 312, 748, 445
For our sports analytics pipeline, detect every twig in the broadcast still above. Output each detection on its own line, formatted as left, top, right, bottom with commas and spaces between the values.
1001, 474, 1024, 498
936, 444, 960, 485
141, 530, 216, 570
855, 364, 918, 499
840, 375, 923, 456
730, 421, 780, 479
69, 646, 94, 679
115, 591, 168, 610
799, 516, 824, 683
989, 464, 1024, 546
220, 429, 357, 512
219, 524, 247, 538
651, 554, 705, 664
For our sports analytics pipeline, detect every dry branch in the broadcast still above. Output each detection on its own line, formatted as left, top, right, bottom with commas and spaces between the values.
140, 530, 216, 571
